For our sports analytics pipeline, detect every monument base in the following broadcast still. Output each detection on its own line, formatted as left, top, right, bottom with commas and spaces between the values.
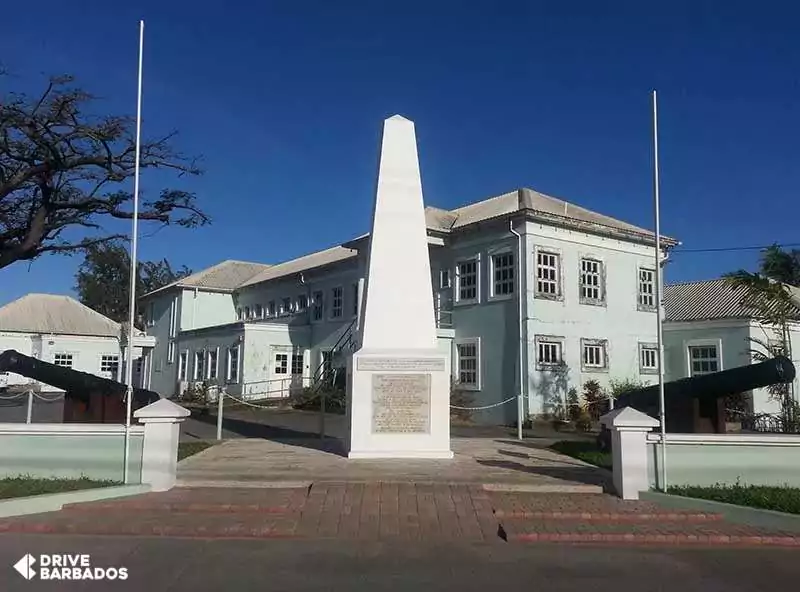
346, 348, 453, 460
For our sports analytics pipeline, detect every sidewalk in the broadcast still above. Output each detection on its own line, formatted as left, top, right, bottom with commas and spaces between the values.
176, 437, 608, 490
1, 484, 799, 546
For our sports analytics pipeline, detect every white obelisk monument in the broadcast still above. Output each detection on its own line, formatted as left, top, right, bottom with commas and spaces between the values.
345, 115, 453, 459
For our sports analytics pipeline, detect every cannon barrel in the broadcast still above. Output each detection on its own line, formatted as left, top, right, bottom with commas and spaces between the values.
616, 355, 796, 409
0, 349, 159, 405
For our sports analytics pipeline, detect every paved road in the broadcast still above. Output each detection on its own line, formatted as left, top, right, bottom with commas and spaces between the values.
0, 535, 796, 591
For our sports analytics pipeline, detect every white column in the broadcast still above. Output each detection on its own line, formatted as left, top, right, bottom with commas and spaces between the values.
134, 399, 190, 492
600, 407, 660, 500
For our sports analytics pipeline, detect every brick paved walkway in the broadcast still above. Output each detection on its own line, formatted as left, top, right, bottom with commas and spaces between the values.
1, 484, 799, 546
176, 437, 608, 491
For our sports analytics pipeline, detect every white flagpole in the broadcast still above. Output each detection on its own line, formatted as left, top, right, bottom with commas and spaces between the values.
123, 19, 145, 485
652, 90, 668, 492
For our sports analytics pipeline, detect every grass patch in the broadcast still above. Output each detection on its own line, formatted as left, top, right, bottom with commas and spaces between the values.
669, 483, 800, 515
549, 440, 612, 470
0, 476, 119, 500
178, 440, 214, 461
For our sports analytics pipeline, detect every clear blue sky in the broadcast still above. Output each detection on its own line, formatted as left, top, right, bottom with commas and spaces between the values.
1, 0, 798, 305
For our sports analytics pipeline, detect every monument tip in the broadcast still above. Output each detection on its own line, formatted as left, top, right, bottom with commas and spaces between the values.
386, 114, 413, 124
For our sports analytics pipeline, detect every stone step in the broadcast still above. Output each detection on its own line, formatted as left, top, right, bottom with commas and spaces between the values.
494, 510, 723, 522
0, 510, 300, 538
62, 487, 308, 513
499, 519, 800, 546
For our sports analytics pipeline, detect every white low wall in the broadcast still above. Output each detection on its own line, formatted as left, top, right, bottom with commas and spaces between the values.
647, 432, 800, 489
0, 399, 190, 492
0, 423, 145, 483
601, 407, 800, 499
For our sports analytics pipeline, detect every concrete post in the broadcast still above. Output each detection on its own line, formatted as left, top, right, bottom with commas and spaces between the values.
134, 398, 190, 492
600, 407, 660, 500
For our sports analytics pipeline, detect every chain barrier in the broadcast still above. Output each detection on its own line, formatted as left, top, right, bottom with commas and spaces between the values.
0, 391, 64, 401
449, 395, 519, 411
217, 390, 289, 409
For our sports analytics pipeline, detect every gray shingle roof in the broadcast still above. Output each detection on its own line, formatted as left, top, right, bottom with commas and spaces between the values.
664, 278, 800, 322
0, 294, 120, 337
445, 188, 678, 244
238, 245, 358, 289
142, 260, 272, 299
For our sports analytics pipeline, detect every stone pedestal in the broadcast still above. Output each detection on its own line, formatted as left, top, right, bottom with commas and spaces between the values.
134, 398, 190, 491
347, 350, 452, 459
346, 115, 452, 459
600, 407, 660, 500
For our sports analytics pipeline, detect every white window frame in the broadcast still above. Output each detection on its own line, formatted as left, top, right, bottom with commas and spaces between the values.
193, 350, 205, 381
236, 308, 243, 321
267, 301, 276, 317
454, 256, 480, 305
534, 247, 562, 300
207, 348, 219, 381
54, 353, 74, 368
169, 297, 178, 337
455, 337, 481, 391
535, 335, 565, 370
637, 266, 657, 312
167, 339, 175, 364
351, 283, 359, 317
489, 250, 515, 300
579, 257, 605, 305
178, 351, 188, 381
244, 306, 251, 320
439, 268, 451, 289
330, 286, 344, 319
580, 338, 608, 372
255, 304, 264, 319
100, 354, 119, 375
686, 339, 723, 377
297, 294, 308, 312
291, 352, 304, 376
312, 291, 324, 323
639, 342, 659, 375
226, 346, 240, 383
274, 352, 289, 375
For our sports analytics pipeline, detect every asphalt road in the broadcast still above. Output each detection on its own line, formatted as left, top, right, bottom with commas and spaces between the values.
0, 535, 796, 591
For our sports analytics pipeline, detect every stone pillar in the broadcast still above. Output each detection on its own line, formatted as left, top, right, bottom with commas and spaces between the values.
600, 407, 660, 500
346, 115, 452, 459
134, 398, 190, 492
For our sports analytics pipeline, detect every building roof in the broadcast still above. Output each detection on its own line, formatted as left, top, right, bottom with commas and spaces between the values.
238, 245, 358, 289
0, 294, 121, 337
664, 278, 800, 322
142, 260, 272, 299
444, 188, 678, 244
175, 186, 679, 294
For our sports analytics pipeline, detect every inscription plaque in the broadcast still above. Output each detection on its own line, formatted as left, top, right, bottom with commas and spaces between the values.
371, 373, 431, 434
358, 357, 445, 372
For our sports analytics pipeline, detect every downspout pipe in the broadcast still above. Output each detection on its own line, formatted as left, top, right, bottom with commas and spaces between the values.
509, 219, 525, 441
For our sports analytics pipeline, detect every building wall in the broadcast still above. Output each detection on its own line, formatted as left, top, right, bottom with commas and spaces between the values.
175, 325, 245, 398
236, 258, 364, 374
522, 221, 661, 417
179, 289, 237, 331
432, 228, 522, 425
0, 332, 121, 392
144, 291, 181, 397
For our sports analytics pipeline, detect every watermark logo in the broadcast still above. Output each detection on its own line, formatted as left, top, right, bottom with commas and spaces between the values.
12, 554, 128, 581
13, 554, 36, 580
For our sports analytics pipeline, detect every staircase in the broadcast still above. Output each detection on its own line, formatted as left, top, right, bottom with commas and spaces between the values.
308, 319, 357, 394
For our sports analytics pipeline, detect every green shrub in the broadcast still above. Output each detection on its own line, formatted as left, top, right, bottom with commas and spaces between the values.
549, 440, 612, 470
669, 482, 800, 515
292, 386, 346, 414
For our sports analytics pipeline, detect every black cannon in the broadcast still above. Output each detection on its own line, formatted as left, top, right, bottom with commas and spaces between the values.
0, 349, 159, 423
598, 356, 795, 449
